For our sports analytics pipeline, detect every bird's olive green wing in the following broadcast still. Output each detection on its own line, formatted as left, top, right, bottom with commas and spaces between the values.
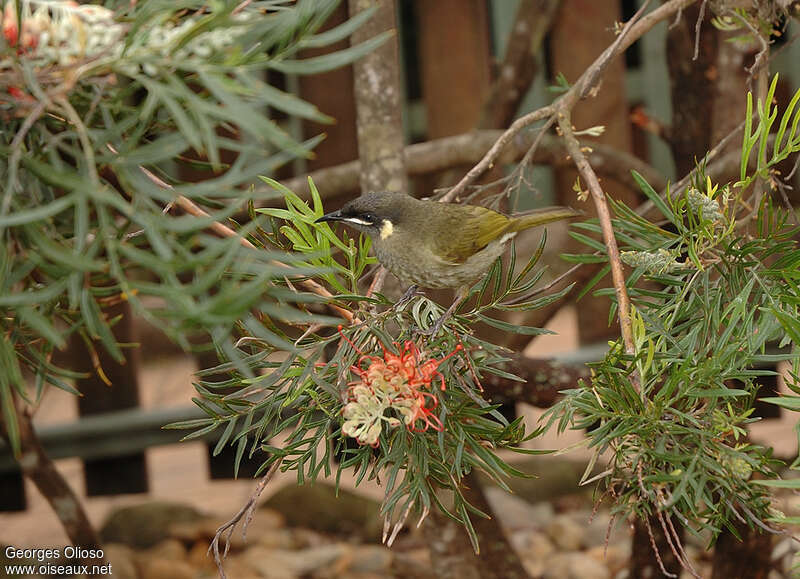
433, 205, 512, 264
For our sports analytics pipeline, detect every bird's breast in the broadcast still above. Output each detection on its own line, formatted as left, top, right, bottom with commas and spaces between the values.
373, 235, 512, 290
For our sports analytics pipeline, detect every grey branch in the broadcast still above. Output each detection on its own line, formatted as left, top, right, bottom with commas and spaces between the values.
265, 131, 666, 201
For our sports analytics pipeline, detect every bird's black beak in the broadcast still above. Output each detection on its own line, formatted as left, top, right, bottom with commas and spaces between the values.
315, 210, 343, 224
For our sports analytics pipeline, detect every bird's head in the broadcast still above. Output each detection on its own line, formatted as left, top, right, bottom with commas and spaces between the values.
315, 191, 409, 240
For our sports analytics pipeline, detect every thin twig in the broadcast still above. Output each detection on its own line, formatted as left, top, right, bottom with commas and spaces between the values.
660, 500, 699, 577
56, 97, 100, 186
441, 0, 694, 202
654, 507, 699, 578
511, 116, 557, 197
1, 100, 47, 227
729, 9, 770, 82
366, 267, 389, 298
105, 144, 354, 322
209, 459, 283, 579
440, 105, 556, 202
643, 514, 678, 578
558, 114, 636, 364
692, 0, 708, 61
232, 0, 253, 15
637, 464, 679, 578
737, 500, 787, 536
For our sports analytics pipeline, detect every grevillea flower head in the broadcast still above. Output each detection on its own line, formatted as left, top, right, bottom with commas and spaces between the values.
338, 326, 463, 447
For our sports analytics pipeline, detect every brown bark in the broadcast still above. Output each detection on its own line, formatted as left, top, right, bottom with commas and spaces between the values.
299, 3, 359, 172
667, 2, 720, 176
481, 353, 590, 408
710, 520, 772, 579
417, 0, 491, 138
348, 0, 408, 194
422, 472, 530, 579
272, 131, 666, 202
11, 401, 103, 563
415, 0, 493, 199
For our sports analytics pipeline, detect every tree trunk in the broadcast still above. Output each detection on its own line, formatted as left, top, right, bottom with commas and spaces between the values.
711, 520, 772, 579
666, 1, 720, 176
9, 400, 103, 565
348, 0, 408, 194
422, 472, 530, 579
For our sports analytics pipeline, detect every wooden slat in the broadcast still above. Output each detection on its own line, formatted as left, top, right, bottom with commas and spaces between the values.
73, 301, 149, 496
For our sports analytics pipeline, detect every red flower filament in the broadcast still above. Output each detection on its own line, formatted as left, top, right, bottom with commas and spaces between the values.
337, 326, 463, 447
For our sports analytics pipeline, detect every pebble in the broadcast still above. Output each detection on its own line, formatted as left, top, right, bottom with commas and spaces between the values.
218, 554, 264, 579
137, 557, 195, 579
587, 544, 630, 576
169, 508, 286, 549
580, 512, 621, 548
349, 545, 394, 573
542, 552, 611, 579
244, 544, 350, 578
100, 501, 206, 549
257, 528, 296, 549
103, 544, 137, 579
484, 486, 555, 529
187, 540, 218, 573
520, 531, 558, 577
546, 514, 586, 551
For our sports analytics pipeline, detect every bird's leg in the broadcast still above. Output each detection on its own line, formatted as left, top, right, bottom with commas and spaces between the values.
418, 286, 468, 336
394, 284, 422, 309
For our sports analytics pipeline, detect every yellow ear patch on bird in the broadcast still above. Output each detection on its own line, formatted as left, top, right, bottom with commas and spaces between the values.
380, 219, 394, 240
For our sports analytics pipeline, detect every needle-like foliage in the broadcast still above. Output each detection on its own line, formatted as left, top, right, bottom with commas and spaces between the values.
548, 77, 800, 557
0, 0, 387, 453
170, 177, 563, 550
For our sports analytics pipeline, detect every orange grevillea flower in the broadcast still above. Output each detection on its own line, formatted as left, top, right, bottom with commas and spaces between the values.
337, 326, 463, 447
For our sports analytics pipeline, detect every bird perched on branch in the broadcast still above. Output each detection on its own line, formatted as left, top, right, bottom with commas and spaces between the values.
317, 191, 579, 335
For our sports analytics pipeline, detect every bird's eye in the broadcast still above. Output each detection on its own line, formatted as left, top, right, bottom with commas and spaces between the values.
363, 213, 377, 224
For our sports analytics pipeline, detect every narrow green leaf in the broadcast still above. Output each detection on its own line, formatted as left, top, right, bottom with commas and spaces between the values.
270, 31, 393, 75
475, 314, 553, 335
751, 479, 800, 488
298, 5, 377, 48
759, 396, 800, 411
18, 307, 67, 349
632, 170, 677, 225
0, 193, 76, 227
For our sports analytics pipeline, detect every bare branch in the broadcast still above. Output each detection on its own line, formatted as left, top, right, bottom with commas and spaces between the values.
6, 397, 103, 561
441, 0, 696, 202
480, 353, 589, 408
558, 114, 636, 367
272, 131, 667, 200
209, 459, 283, 579
105, 143, 355, 323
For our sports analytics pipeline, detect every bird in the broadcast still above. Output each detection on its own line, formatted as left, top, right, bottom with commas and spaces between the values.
316, 191, 580, 335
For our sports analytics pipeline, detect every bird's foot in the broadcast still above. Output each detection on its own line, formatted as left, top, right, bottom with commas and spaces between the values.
394, 284, 423, 309
414, 291, 466, 338
415, 314, 447, 337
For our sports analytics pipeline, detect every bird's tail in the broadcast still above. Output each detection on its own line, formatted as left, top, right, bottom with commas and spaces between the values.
510, 206, 582, 231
